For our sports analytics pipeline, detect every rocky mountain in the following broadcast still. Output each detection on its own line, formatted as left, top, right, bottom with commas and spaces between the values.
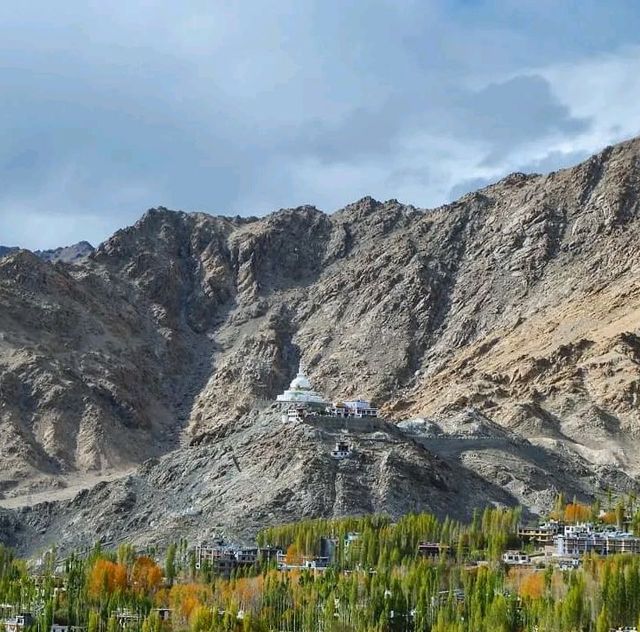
7, 406, 636, 556
2, 137, 640, 552
0, 241, 94, 263
37, 241, 95, 263
5, 411, 504, 554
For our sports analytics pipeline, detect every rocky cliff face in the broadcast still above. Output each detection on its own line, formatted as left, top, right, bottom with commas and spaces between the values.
2, 137, 640, 544
0, 249, 182, 492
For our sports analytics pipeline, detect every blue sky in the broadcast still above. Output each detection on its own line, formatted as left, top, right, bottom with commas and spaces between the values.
1, 1, 639, 249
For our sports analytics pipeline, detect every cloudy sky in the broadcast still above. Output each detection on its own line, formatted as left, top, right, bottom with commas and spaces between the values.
1, 1, 639, 249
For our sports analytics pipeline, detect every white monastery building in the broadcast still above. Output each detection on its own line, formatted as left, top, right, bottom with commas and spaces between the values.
276, 362, 328, 409
276, 362, 378, 420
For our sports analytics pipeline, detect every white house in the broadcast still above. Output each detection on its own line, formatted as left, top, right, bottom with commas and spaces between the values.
502, 551, 530, 565
331, 441, 352, 459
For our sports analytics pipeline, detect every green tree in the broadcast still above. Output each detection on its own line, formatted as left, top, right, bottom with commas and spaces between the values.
87, 611, 100, 632
596, 607, 609, 632
165, 543, 177, 585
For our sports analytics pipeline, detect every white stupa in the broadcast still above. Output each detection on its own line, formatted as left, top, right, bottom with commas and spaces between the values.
276, 362, 328, 408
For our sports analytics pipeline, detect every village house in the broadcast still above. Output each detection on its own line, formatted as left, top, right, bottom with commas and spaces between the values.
556, 558, 581, 570
326, 400, 378, 418
194, 542, 279, 577
343, 532, 362, 559
3, 614, 34, 632
417, 542, 452, 558
278, 556, 330, 573
502, 551, 531, 565
195, 545, 237, 576
151, 609, 171, 622
431, 589, 465, 606
303, 557, 330, 570
563, 523, 595, 536
518, 521, 563, 546
554, 528, 640, 556
331, 441, 352, 459
256, 547, 280, 563
113, 609, 141, 629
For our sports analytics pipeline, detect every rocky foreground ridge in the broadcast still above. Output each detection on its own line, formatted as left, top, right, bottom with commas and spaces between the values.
2, 137, 640, 551
5, 409, 636, 556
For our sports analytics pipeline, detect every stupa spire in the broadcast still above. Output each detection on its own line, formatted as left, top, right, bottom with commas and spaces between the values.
276, 358, 325, 405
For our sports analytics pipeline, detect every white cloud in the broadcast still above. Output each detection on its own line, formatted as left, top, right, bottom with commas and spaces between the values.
541, 46, 640, 154
0, 162, 157, 249
0, 2, 639, 247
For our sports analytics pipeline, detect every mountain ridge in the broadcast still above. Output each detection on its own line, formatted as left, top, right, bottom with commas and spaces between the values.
0, 241, 94, 263
2, 137, 640, 551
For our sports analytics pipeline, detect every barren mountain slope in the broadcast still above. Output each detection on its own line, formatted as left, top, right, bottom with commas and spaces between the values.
1, 137, 640, 509
6, 408, 634, 557
7, 406, 640, 556
0, 250, 195, 492
389, 140, 640, 471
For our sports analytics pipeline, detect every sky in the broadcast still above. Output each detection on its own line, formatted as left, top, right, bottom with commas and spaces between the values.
1, 1, 640, 249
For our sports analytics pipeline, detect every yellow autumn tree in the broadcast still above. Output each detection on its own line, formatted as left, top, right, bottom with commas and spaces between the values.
285, 543, 301, 565
132, 556, 163, 595
87, 559, 128, 598
519, 572, 545, 599
170, 583, 211, 623
564, 503, 591, 523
